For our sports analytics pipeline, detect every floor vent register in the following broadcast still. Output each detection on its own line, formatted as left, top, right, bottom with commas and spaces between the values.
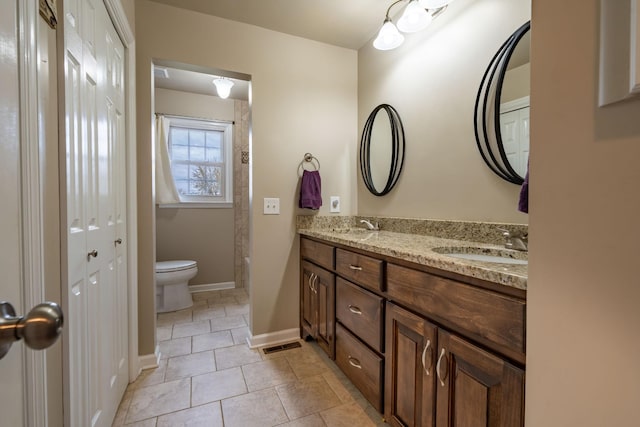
261, 341, 302, 355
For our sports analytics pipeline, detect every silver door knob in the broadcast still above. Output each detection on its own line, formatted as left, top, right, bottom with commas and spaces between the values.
0, 301, 64, 360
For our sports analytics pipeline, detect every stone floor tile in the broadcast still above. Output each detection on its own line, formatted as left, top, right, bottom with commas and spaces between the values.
285, 348, 331, 379
159, 336, 191, 359
209, 315, 247, 332
192, 330, 234, 353
125, 378, 190, 423
276, 413, 326, 427
192, 305, 226, 322
276, 375, 341, 420
128, 360, 168, 391
241, 357, 297, 391
156, 309, 192, 327
156, 325, 172, 342
320, 402, 377, 427
224, 303, 249, 316
231, 326, 250, 345
172, 320, 211, 338
221, 388, 288, 427
215, 343, 262, 370
191, 367, 248, 406
165, 351, 216, 381
157, 402, 223, 427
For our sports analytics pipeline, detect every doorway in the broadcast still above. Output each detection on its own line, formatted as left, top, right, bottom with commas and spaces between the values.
151, 61, 252, 295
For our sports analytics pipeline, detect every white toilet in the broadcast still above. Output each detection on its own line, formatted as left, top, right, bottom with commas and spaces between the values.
156, 260, 198, 313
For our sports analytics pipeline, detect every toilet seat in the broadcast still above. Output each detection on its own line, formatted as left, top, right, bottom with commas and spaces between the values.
156, 260, 197, 273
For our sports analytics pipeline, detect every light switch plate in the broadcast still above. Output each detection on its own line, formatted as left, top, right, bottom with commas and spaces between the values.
330, 196, 340, 213
263, 197, 280, 215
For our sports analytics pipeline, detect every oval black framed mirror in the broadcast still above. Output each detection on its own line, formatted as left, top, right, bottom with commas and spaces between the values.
360, 104, 406, 196
474, 21, 530, 185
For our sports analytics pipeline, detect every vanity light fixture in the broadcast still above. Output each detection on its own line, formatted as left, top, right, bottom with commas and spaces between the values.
213, 77, 234, 99
373, 0, 454, 51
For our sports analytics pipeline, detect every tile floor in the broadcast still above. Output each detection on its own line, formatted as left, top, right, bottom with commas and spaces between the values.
113, 288, 389, 426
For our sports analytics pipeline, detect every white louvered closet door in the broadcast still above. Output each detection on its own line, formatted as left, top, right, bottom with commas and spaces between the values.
63, 0, 128, 425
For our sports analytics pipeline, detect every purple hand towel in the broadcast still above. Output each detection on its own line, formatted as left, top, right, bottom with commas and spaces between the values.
518, 162, 529, 214
299, 170, 322, 210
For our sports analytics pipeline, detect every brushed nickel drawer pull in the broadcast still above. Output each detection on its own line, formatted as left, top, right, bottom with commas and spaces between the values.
348, 265, 363, 271
421, 339, 432, 376
348, 305, 362, 315
436, 347, 447, 387
348, 356, 362, 369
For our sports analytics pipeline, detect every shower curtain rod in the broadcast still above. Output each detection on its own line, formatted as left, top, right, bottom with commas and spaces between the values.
155, 112, 235, 125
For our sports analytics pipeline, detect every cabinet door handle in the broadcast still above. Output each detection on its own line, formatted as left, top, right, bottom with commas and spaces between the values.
436, 347, 447, 387
348, 305, 362, 315
348, 265, 363, 271
348, 356, 362, 369
312, 274, 318, 293
308, 273, 314, 291
421, 339, 432, 376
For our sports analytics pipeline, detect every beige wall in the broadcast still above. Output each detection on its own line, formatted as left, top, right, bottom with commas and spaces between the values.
357, 0, 530, 223
136, 0, 358, 352
154, 88, 235, 285
527, 1, 640, 425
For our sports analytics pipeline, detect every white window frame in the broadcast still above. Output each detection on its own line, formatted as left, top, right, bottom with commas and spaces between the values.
166, 117, 233, 208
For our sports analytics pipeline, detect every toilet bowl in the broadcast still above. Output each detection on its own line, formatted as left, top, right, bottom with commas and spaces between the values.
156, 260, 198, 313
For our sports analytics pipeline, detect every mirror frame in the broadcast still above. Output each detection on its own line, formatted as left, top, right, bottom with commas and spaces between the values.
474, 21, 530, 185
359, 104, 406, 196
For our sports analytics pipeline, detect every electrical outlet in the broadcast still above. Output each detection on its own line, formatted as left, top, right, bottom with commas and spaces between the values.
263, 197, 280, 215
330, 196, 340, 213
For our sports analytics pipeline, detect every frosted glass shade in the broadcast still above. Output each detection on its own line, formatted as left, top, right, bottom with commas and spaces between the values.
419, 0, 453, 9
213, 78, 234, 99
398, 0, 432, 33
373, 20, 405, 50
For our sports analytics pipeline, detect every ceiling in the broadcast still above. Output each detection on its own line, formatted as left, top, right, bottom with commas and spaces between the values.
147, 0, 389, 50
154, 65, 250, 101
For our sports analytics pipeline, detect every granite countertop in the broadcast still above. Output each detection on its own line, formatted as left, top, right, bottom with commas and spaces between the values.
298, 227, 528, 291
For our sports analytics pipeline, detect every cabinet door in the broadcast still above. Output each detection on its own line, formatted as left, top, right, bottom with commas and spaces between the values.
301, 261, 317, 338
435, 330, 524, 427
315, 266, 335, 358
385, 303, 437, 427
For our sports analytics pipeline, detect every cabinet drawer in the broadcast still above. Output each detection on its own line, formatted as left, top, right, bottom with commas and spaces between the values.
301, 237, 334, 270
387, 263, 525, 361
335, 324, 383, 412
336, 277, 384, 353
336, 248, 383, 292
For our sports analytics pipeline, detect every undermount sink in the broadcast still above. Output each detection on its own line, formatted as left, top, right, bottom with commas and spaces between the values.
432, 246, 528, 265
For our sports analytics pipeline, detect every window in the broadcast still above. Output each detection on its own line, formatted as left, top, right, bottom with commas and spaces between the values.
168, 118, 233, 205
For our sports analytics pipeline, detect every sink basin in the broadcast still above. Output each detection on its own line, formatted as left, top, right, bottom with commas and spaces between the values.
432, 246, 528, 265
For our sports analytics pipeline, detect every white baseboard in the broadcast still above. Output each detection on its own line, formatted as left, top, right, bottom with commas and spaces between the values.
138, 345, 161, 371
247, 328, 301, 349
189, 282, 236, 293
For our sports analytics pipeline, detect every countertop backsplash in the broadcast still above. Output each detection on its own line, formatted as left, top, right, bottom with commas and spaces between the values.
296, 215, 528, 247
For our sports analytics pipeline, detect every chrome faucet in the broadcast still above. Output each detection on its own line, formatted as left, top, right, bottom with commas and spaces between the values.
360, 219, 379, 231
498, 228, 528, 251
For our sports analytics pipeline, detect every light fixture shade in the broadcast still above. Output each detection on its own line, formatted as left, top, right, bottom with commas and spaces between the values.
213, 77, 234, 99
373, 20, 405, 50
419, 0, 453, 9
397, 0, 432, 33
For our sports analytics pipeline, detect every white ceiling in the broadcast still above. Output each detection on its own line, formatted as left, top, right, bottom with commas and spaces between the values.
154, 65, 250, 101
147, 0, 389, 50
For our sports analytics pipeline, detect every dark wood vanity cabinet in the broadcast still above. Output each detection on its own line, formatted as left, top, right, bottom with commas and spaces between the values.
386, 302, 438, 427
435, 329, 524, 427
300, 238, 336, 359
386, 302, 524, 427
299, 236, 526, 426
